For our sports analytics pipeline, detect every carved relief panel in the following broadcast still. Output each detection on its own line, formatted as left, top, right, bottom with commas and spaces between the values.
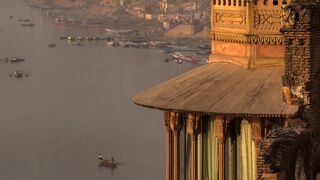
254, 10, 282, 31
212, 10, 246, 28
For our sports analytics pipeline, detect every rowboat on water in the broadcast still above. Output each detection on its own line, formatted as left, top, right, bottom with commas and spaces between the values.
98, 154, 118, 167
99, 159, 118, 167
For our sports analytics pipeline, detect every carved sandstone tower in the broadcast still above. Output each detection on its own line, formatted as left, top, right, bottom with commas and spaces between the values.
281, 0, 320, 124
210, 0, 289, 68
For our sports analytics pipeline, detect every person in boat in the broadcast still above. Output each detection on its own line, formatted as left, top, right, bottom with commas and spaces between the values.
98, 153, 103, 160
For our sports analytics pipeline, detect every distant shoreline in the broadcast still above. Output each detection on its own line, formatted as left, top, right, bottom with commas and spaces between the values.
28, 0, 210, 48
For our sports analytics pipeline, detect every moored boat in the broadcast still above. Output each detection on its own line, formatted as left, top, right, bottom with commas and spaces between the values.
106, 41, 119, 47
17, 18, 30, 22
11, 70, 23, 78
71, 41, 82, 46
175, 59, 183, 64
21, 23, 35, 27
172, 52, 183, 60
48, 42, 56, 48
10, 57, 25, 63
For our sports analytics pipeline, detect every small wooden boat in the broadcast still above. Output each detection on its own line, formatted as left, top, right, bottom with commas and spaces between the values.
17, 18, 30, 22
60, 36, 68, 40
106, 41, 115, 47
140, 42, 149, 48
175, 59, 183, 64
10, 57, 25, 63
99, 159, 118, 167
98, 155, 118, 167
3, 57, 9, 63
21, 23, 35, 27
172, 52, 183, 60
48, 42, 56, 48
77, 37, 85, 41
12, 70, 23, 78
71, 41, 82, 46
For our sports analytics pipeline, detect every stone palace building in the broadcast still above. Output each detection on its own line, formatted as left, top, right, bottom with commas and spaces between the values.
132, 0, 320, 179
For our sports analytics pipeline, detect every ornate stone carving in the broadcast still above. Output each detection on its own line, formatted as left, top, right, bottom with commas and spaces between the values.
213, 10, 246, 28
170, 112, 182, 136
281, 0, 309, 28
210, 31, 283, 45
251, 119, 262, 139
164, 111, 171, 131
250, 119, 262, 149
254, 10, 282, 31
215, 116, 224, 144
187, 113, 202, 140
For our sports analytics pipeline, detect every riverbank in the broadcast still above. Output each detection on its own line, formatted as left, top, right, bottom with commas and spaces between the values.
27, 0, 210, 64
27, 0, 210, 40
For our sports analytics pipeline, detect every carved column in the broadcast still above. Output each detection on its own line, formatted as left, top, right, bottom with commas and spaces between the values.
187, 113, 202, 180
251, 118, 262, 156
164, 111, 173, 180
215, 116, 225, 180
170, 112, 183, 180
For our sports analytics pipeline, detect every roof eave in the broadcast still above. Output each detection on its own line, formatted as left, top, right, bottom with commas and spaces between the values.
132, 98, 299, 119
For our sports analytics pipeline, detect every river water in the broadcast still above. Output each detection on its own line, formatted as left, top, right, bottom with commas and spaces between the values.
0, 1, 199, 180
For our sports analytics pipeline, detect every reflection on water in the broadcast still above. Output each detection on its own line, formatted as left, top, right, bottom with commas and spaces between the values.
0, 0, 199, 180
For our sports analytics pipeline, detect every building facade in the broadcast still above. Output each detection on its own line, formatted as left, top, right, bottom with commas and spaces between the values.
209, 0, 288, 68
132, 0, 320, 179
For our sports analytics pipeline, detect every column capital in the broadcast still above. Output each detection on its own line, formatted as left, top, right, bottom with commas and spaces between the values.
187, 113, 202, 140
170, 112, 183, 136
164, 111, 171, 132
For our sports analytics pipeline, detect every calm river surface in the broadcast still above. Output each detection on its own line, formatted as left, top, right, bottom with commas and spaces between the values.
0, 1, 199, 180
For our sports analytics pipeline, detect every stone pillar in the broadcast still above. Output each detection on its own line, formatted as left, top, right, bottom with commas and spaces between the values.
251, 118, 262, 154
164, 111, 173, 180
187, 113, 202, 180
215, 116, 225, 180
251, 118, 262, 180
170, 112, 183, 180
